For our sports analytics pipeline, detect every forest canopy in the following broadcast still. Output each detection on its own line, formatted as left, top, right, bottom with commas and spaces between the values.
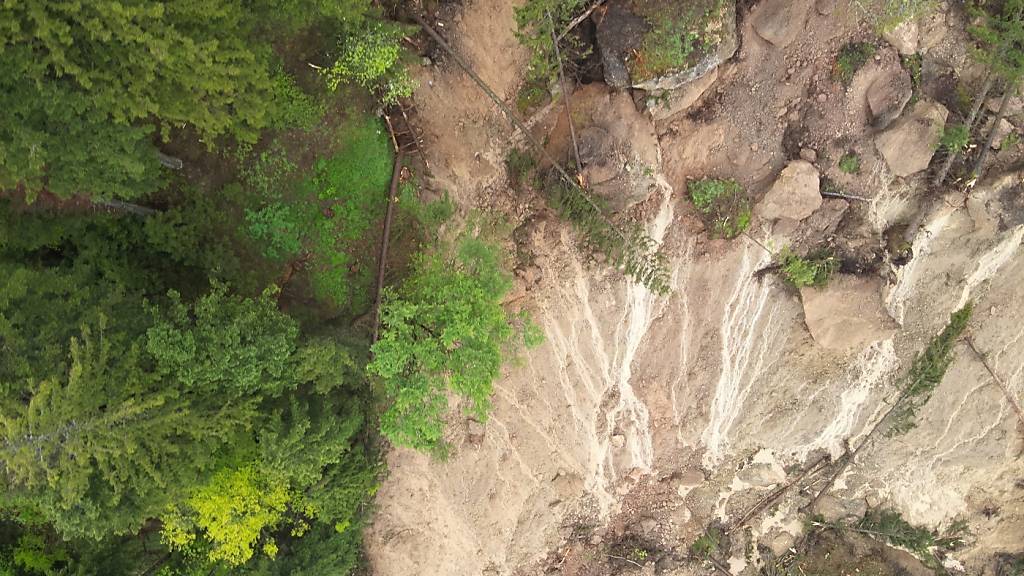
0, 2, 527, 574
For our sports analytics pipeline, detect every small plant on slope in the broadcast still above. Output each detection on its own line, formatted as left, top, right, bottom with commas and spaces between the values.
688, 178, 751, 239
887, 303, 973, 436
779, 247, 838, 288
940, 124, 971, 153
834, 42, 876, 84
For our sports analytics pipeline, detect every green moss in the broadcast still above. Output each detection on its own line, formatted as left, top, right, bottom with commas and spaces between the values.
839, 152, 861, 174
630, 0, 726, 81
834, 42, 875, 84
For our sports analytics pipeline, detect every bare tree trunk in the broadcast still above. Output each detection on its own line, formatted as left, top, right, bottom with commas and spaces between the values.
933, 69, 996, 186
971, 85, 1014, 180
94, 199, 159, 216
156, 151, 184, 170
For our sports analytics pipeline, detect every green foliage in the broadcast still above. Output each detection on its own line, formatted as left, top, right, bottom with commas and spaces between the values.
146, 286, 299, 396
246, 203, 306, 260
834, 43, 876, 84
940, 124, 971, 153
839, 152, 861, 174
324, 22, 417, 105
631, 0, 727, 81
691, 527, 722, 558
548, 179, 671, 293
968, 0, 1024, 83
688, 178, 751, 239
1002, 131, 1022, 150
903, 53, 923, 104
858, 509, 969, 569
369, 235, 518, 452
888, 304, 973, 436
268, 71, 325, 131
516, 82, 549, 114
779, 247, 838, 288
514, 0, 588, 85
163, 464, 291, 566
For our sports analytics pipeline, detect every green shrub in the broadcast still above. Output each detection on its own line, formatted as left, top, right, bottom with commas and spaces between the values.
940, 124, 970, 153
688, 178, 751, 239
876, 0, 934, 33
245, 203, 306, 260
268, 70, 325, 130
858, 509, 968, 569
324, 22, 417, 105
779, 247, 838, 288
834, 43, 875, 84
516, 82, 548, 114
838, 152, 861, 174
631, 0, 727, 81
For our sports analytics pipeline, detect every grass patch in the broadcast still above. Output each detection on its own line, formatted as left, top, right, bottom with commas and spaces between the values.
506, 148, 536, 190
688, 177, 751, 239
779, 247, 838, 288
516, 81, 549, 115
839, 152, 861, 174
834, 42, 876, 85
888, 303, 973, 436
940, 124, 970, 153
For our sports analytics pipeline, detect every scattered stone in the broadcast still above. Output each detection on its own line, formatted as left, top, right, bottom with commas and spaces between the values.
813, 495, 868, 522
803, 198, 849, 236
867, 63, 913, 129
882, 19, 919, 55
466, 419, 486, 444
800, 147, 818, 163
758, 160, 822, 221
637, 517, 659, 536
875, 100, 949, 176
646, 68, 719, 122
737, 462, 786, 487
801, 274, 899, 350
811, 0, 835, 14
817, 93, 827, 103
769, 532, 797, 557
991, 119, 1014, 150
611, 434, 626, 448
752, 0, 811, 48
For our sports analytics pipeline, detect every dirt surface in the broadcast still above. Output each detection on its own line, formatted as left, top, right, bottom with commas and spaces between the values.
364, 1, 1024, 575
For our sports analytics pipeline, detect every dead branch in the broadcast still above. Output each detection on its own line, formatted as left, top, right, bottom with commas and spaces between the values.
606, 554, 644, 569
821, 190, 871, 202
556, 0, 609, 41
409, 12, 631, 245
728, 454, 830, 534
372, 149, 405, 344
548, 10, 583, 176
966, 336, 1024, 431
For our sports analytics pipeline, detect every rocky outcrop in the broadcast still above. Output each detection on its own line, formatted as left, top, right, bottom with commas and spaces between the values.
801, 274, 897, 350
751, 0, 812, 48
595, 1, 649, 89
882, 20, 919, 55
758, 160, 821, 221
875, 100, 948, 177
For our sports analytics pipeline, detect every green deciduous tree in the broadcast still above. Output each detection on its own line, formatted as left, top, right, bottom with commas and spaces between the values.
369, 235, 522, 451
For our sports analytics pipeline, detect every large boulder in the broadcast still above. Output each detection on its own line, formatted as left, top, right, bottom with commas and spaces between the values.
867, 63, 913, 129
758, 160, 821, 221
751, 0, 812, 48
800, 274, 898, 350
596, 0, 737, 92
875, 100, 948, 177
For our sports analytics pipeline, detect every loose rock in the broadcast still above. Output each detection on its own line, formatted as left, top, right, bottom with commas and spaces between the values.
752, 0, 811, 48
758, 160, 822, 221
867, 63, 913, 129
875, 100, 949, 176
800, 274, 898, 350
882, 19, 919, 55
